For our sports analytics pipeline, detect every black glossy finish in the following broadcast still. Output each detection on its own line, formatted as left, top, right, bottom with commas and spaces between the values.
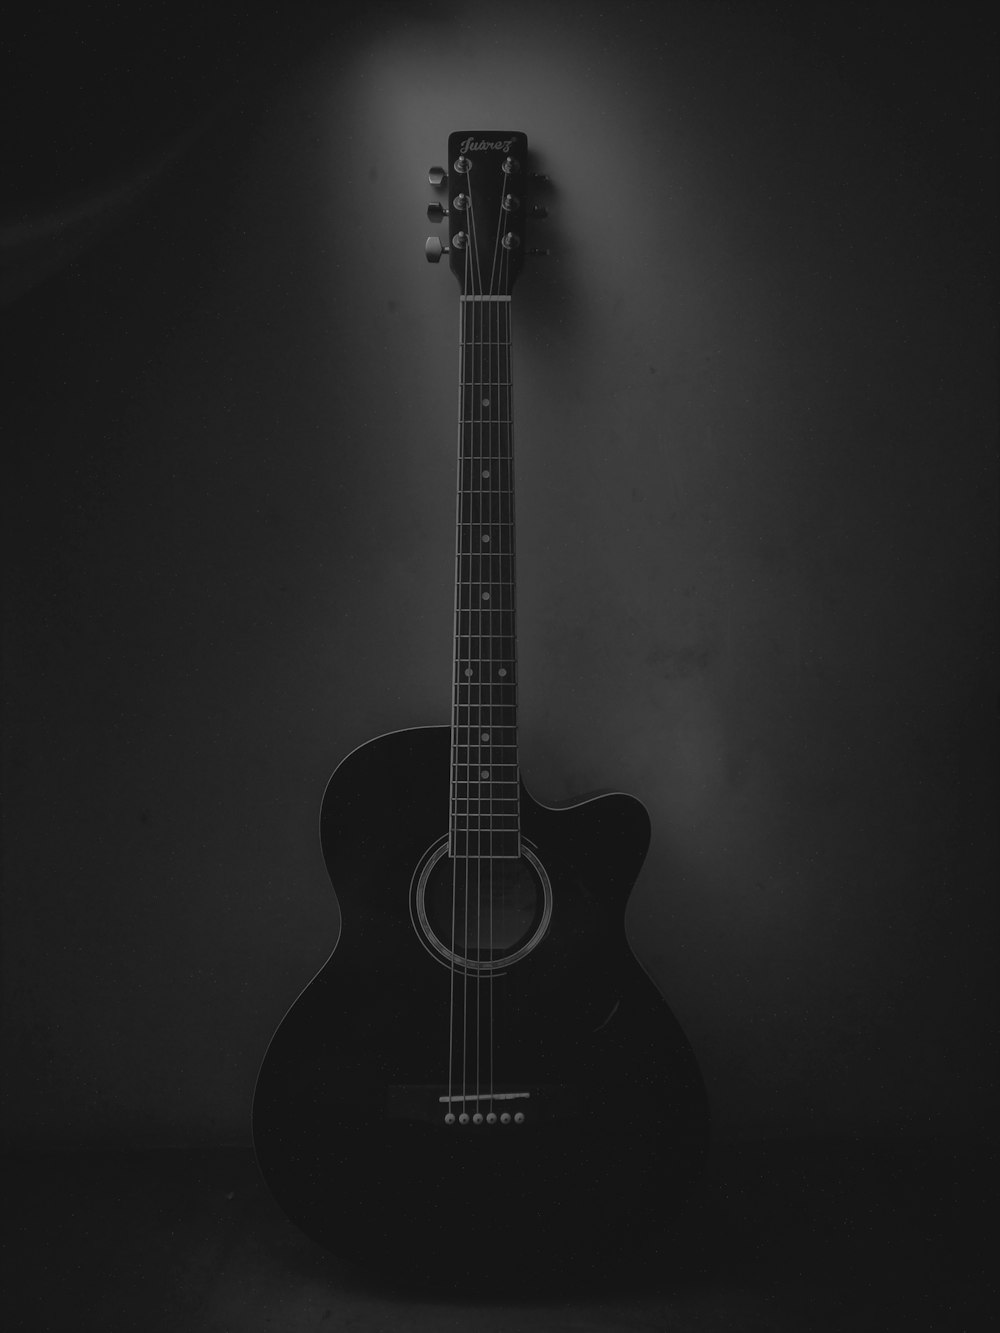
253, 726, 709, 1286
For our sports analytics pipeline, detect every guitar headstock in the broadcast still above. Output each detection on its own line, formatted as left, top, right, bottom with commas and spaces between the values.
425, 131, 547, 295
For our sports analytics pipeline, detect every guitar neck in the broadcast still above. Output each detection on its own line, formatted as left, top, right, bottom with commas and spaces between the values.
450, 294, 520, 859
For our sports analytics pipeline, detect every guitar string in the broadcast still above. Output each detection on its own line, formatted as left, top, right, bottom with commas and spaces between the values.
500, 248, 514, 1115
486, 173, 510, 1118
458, 218, 477, 1119
462, 171, 482, 1119
488, 207, 498, 1119
469, 207, 480, 1119
493, 276, 508, 1115
475, 183, 491, 1120
475, 285, 482, 1117
487, 213, 502, 1117
483, 190, 502, 1118
488, 267, 498, 1115
487, 289, 494, 1118
447, 230, 471, 1120
448, 297, 457, 1116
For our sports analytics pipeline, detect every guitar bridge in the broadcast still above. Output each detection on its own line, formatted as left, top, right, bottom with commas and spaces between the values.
386, 1084, 579, 1126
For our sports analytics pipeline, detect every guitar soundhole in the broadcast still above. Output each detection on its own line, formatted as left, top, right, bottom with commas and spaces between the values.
426, 857, 538, 954
411, 839, 553, 971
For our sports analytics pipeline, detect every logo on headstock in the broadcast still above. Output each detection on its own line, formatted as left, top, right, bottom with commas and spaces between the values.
458, 136, 516, 155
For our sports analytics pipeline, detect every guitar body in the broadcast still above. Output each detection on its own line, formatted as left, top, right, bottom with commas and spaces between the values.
252, 725, 709, 1282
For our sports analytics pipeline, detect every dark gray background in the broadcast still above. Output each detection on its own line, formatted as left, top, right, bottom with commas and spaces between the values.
2, 0, 995, 1148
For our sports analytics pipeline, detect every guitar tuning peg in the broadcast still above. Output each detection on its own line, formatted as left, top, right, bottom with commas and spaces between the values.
428, 166, 448, 188
427, 202, 449, 222
425, 236, 449, 263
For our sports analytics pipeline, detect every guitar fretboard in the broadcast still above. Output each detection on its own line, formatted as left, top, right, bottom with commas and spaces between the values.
451, 296, 519, 858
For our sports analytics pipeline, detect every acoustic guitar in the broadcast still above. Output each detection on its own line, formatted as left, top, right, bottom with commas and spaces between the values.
252, 131, 709, 1286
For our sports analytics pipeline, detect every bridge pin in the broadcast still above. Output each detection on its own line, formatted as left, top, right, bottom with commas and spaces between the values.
458, 1112, 470, 1124
473, 1112, 484, 1124
444, 1112, 456, 1125
486, 1112, 498, 1124
514, 1111, 525, 1123
500, 1112, 512, 1124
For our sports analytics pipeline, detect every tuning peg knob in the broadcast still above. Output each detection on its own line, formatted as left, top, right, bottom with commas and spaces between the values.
427, 201, 449, 222
428, 166, 448, 188
425, 236, 449, 263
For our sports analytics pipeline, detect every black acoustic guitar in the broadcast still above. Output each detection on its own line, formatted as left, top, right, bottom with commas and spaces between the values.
252, 131, 709, 1286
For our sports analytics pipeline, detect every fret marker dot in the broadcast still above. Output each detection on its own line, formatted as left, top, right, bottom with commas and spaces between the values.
482, 469, 490, 478
464, 668, 473, 677
498, 668, 507, 677
482, 397, 490, 406
481, 732, 490, 741
482, 591, 490, 600
482, 533, 490, 542
481, 769, 490, 778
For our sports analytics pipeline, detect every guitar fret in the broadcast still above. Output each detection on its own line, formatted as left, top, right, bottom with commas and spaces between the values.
451, 813, 520, 820
454, 743, 518, 750
451, 771, 519, 777
452, 765, 518, 773
451, 814, 520, 820
452, 794, 518, 802
452, 727, 517, 735
451, 796, 520, 804
451, 807, 519, 814
451, 792, 520, 798
452, 814, 520, 820
455, 694, 518, 702
453, 711, 517, 722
